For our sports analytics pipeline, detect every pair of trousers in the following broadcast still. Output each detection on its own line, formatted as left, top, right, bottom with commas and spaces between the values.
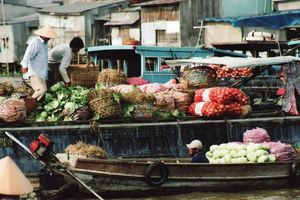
30, 76, 47, 101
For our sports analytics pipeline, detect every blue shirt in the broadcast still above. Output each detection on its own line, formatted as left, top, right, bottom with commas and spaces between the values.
191, 151, 209, 163
21, 36, 49, 80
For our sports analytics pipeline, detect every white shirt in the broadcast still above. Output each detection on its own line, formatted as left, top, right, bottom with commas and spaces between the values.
48, 43, 72, 83
21, 36, 48, 80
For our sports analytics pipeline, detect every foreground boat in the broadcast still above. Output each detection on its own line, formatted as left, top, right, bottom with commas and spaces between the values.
58, 155, 300, 198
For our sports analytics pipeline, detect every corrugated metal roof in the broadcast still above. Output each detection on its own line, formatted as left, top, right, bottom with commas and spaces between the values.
38, 0, 127, 14
0, 13, 38, 25
133, 0, 182, 7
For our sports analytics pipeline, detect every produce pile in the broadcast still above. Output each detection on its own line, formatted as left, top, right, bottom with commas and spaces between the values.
33, 82, 91, 122
97, 69, 126, 86
0, 98, 26, 122
0, 81, 33, 97
206, 127, 297, 163
206, 142, 276, 164
88, 87, 122, 119
65, 141, 108, 159
209, 65, 253, 78
1, 69, 254, 123
188, 87, 251, 118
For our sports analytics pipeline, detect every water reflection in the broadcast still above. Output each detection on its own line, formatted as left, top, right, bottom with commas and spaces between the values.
113, 187, 300, 200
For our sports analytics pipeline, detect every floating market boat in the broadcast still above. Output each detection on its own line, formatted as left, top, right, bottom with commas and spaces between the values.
57, 155, 300, 198
1, 55, 300, 176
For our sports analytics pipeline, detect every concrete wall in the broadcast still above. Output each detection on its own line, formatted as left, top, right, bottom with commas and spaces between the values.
0, 25, 15, 63
39, 14, 85, 52
205, 22, 242, 47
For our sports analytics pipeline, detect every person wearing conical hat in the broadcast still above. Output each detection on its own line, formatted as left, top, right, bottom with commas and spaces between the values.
0, 156, 33, 200
20, 26, 58, 101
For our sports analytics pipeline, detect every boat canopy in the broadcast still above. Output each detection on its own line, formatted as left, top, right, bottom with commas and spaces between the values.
165, 56, 300, 68
205, 10, 300, 29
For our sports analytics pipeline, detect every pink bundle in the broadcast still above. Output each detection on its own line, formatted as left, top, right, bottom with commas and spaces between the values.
0, 98, 27, 122
264, 141, 296, 161
138, 83, 169, 93
127, 77, 149, 86
243, 127, 271, 144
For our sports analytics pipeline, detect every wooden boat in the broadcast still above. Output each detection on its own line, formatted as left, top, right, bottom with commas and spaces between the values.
58, 154, 300, 198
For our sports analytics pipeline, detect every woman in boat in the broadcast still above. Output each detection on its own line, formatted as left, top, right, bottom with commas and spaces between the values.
186, 140, 209, 163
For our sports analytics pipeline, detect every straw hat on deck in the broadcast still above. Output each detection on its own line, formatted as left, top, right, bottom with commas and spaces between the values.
0, 156, 33, 196
34, 26, 58, 39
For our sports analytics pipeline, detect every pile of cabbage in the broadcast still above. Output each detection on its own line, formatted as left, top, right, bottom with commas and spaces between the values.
206, 142, 276, 164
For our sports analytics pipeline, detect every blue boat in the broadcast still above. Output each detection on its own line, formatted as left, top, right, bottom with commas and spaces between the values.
87, 45, 246, 83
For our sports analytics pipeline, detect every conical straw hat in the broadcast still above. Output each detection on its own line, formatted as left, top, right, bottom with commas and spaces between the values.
34, 26, 58, 39
0, 156, 33, 195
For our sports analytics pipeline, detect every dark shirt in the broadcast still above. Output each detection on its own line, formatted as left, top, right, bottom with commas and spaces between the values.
191, 151, 209, 163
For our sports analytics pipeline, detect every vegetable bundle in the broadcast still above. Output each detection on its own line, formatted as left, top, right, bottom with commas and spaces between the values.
206, 142, 276, 164
34, 82, 91, 122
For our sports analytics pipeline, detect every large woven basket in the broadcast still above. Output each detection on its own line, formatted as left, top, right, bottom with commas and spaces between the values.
182, 66, 217, 89
68, 62, 99, 88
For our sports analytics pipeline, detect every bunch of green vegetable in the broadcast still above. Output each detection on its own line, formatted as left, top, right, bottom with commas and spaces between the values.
33, 82, 91, 122
206, 142, 276, 164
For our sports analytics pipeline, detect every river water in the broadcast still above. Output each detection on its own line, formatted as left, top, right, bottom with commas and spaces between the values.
112, 187, 300, 200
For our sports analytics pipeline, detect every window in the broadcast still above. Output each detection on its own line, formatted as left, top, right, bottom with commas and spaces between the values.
145, 57, 157, 71
156, 30, 179, 47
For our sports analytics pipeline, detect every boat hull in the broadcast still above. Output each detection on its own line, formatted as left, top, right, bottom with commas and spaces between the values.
60, 156, 300, 198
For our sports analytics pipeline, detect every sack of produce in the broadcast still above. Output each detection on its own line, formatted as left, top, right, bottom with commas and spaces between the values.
0, 98, 26, 122
97, 69, 126, 86
169, 90, 193, 113
194, 87, 249, 105
188, 102, 226, 118
154, 92, 175, 112
65, 141, 108, 159
138, 83, 169, 94
110, 84, 137, 94
88, 88, 122, 119
122, 88, 156, 104
132, 103, 155, 120
243, 127, 271, 144
0, 81, 14, 96
127, 77, 149, 86
265, 141, 296, 161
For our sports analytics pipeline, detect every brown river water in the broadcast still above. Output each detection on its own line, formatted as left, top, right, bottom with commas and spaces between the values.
111, 187, 300, 200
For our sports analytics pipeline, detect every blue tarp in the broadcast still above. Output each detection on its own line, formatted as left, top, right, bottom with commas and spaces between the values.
205, 10, 300, 29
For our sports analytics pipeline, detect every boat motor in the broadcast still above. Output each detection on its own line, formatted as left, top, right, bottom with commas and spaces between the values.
29, 133, 57, 163
5, 131, 104, 200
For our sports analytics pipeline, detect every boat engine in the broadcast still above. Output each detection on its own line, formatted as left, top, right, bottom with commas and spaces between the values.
29, 133, 56, 163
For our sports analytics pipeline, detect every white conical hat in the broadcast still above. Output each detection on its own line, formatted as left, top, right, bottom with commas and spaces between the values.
0, 156, 33, 195
34, 26, 58, 39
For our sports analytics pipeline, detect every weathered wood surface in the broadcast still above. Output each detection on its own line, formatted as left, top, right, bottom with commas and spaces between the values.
63, 156, 300, 198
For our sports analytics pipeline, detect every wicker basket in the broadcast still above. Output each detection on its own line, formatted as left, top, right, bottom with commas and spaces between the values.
182, 66, 217, 89
67, 62, 99, 88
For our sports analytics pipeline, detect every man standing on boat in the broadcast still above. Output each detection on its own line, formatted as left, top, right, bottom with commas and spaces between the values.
21, 26, 58, 101
48, 37, 85, 87
186, 140, 209, 163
